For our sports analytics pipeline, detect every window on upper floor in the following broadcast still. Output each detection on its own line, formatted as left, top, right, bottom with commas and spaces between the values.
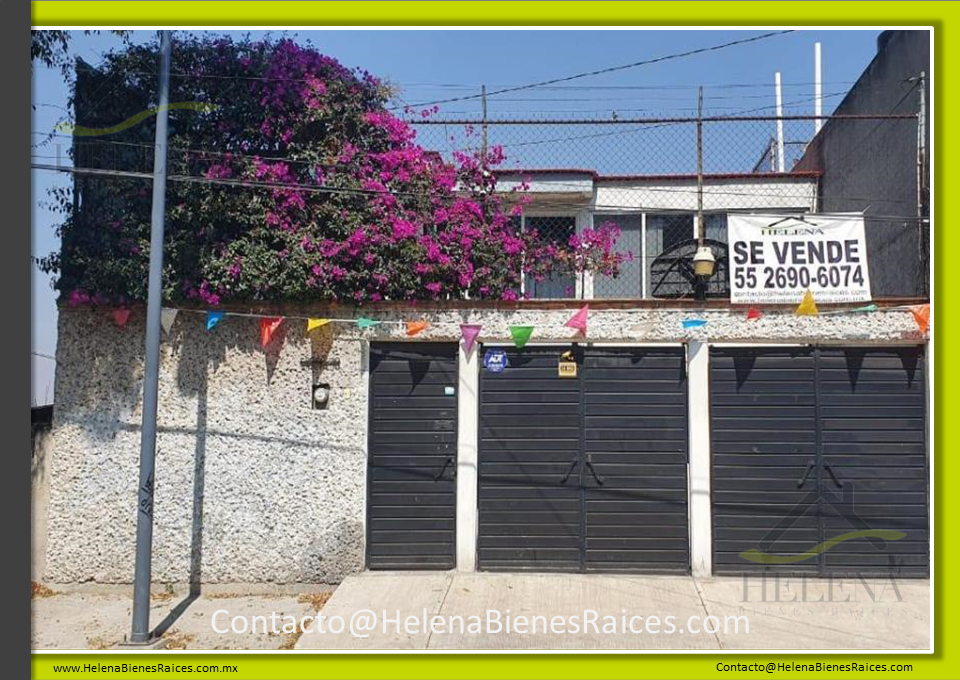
523, 215, 577, 299
593, 212, 729, 299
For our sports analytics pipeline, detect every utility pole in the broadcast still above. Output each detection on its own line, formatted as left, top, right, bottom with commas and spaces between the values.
696, 86, 704, 245
129, 29, 172, 645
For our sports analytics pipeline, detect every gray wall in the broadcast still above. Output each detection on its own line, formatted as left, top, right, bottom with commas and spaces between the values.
44, 308, 367, 584
44, 305, 923, 584
795, 30, 930, 298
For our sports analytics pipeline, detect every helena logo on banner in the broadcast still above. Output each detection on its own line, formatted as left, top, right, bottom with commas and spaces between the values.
727, 213, 872, 305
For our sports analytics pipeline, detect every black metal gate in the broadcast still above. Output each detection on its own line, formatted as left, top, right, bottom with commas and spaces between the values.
478, 345, 689, 573
711, 346, 928, 578
367, 343, 458, 570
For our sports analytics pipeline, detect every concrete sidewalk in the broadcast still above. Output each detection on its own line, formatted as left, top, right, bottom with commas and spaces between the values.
294, 572, 930, 651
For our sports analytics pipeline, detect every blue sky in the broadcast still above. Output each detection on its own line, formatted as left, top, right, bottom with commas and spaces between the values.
31, 28, 882, 404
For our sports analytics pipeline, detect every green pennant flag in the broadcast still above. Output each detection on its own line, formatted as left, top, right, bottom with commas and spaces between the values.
851, 303, 879, 313
509, 325, 534, 349
356, 317, 380, 330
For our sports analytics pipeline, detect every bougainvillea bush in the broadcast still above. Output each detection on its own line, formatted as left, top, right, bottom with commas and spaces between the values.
39, 35, 627, 305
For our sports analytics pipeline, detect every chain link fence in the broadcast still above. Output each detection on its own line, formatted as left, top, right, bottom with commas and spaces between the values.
40, 113, 927, 301
409, 114, 927, 300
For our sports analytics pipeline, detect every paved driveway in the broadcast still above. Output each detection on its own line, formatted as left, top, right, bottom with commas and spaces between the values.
295, 571, 929, 651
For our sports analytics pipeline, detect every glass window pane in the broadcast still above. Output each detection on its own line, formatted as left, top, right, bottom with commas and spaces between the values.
645, 213, 693, 297
593, 214, 641, 298
705, 213, 728, 242
525, 216, 576, 299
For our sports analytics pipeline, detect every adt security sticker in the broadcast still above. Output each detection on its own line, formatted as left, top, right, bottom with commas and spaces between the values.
483, 348, 509, 374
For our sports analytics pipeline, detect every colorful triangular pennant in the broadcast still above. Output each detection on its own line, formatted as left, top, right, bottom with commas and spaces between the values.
356, 317, 380, 330
509, 325, 534, 349
682, 319, 707, 329
206, 311, 225, 331
307, 318, 330, 332
795, 290, 819, 316
160, 307, 178, 334
909, 304, 930, 334
564, 304, 589, 336
460, 324, 482, 353
112, 308, 131, 328
851, 303, 878, 313
746, 308, 762, 321
406, 320, 429, 337
260, 317, 283, 347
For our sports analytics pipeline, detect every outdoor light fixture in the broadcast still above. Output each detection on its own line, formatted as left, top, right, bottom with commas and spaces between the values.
693, 246, 716, 278
692, 245, 716, 301
312, 383, 331, 410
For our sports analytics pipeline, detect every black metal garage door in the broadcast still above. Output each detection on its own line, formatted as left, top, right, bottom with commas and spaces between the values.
711, 346, 928, 578
478, 346, 689, 573
367, 343, 458, 570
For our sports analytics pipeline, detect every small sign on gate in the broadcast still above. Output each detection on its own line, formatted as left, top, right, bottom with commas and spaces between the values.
558, 350, 578, 378
483, 348, 509, 373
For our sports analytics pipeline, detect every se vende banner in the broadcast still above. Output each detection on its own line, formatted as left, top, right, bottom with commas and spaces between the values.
727, 213, 872, 304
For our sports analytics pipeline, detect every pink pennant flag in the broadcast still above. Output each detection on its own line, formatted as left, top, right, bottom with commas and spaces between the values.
565, 305, 589, 336
260, 317, 283, 348
112, 308, 131, 328
460, 324, 482, 354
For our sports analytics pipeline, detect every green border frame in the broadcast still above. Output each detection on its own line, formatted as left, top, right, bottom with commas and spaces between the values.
30, 2, 952, 678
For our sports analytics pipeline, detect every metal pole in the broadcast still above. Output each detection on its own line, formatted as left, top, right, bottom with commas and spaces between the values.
774, 72, 786, 172
916, 71, 928, 298
814, 42, 823, 135
130, 29, 172, 645
917, 71, 926, 221
480, 84, 488, 162
696, 86, 704, 245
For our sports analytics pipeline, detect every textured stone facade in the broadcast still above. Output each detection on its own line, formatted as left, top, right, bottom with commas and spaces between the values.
44, 304, 923, 584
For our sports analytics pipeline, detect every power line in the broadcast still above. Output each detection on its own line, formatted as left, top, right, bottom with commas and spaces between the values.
30, 162, 923, 219
397, 31, 796, 109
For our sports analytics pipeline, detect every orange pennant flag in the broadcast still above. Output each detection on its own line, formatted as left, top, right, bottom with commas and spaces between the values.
910, 304, 930, 335
260, 317, 283, 347
406, 320, 429, 337
795, 290, 819, 316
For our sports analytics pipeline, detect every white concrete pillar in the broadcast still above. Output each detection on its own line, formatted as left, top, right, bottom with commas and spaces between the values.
687, 340, 713, 577
456, 342, 480, 571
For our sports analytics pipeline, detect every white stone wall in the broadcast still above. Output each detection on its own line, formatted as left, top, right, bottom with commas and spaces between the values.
44, 305, 923, 584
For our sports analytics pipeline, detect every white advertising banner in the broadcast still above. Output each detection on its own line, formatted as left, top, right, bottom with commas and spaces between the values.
727, 213, 872, 304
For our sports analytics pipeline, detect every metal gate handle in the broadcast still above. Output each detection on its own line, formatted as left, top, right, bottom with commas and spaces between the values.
796, 459, 815, 487
434, 456, 455, 481
560, 457, 579, 484
823, 463, 843, 488
586, 455, 605, 486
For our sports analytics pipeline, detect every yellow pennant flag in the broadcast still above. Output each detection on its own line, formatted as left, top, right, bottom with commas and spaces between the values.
307, 318, 331, 332
795, 290, 819, 316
